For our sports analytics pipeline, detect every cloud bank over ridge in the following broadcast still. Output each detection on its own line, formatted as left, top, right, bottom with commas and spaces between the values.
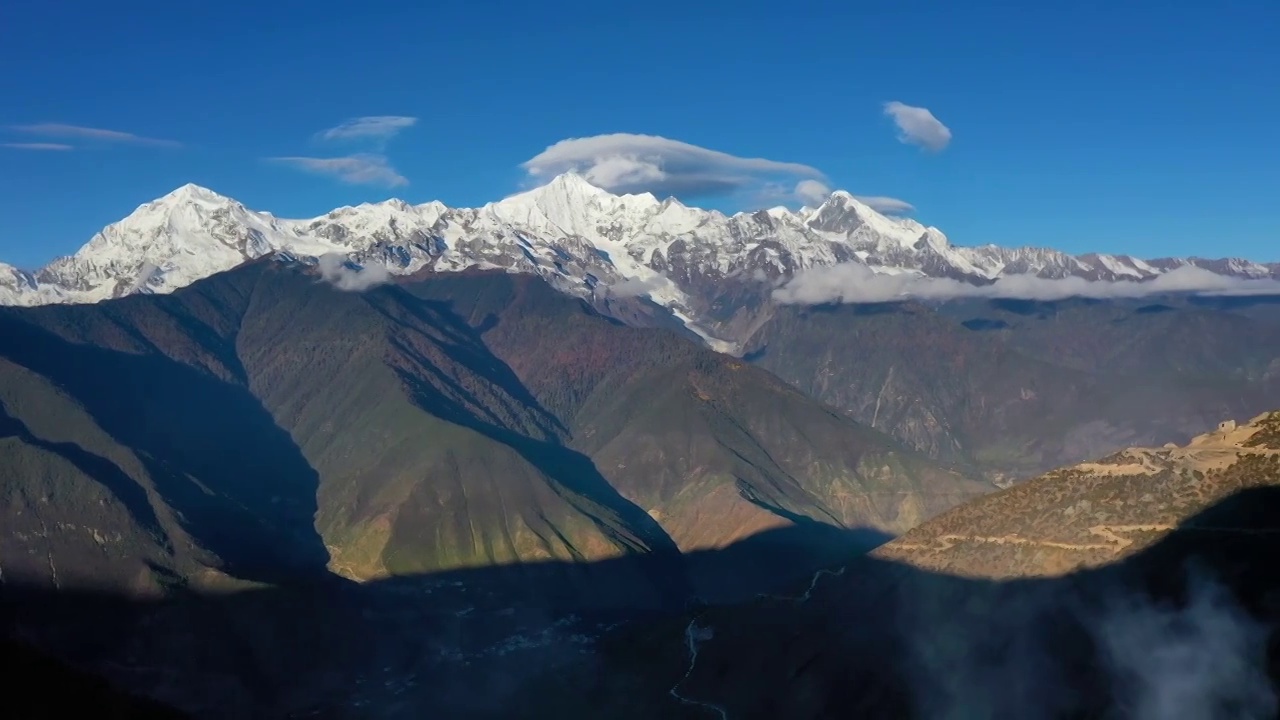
775, 264, 1280, 305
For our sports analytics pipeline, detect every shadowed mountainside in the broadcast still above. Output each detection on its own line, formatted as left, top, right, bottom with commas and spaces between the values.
0, 297, 330, 591
1, 522, 886, 719
3, 636, 188, 719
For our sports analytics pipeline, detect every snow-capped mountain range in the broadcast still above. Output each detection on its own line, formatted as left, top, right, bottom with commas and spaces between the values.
3, 173, 1277, 348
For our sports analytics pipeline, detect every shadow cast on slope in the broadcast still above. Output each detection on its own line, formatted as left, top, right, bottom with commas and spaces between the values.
4, 489, 1280, 720
2, 635, 187, 719
367, 288, 685, 563
391, 348, 688, 567
0, 315, 330, 585
0, 522, 885, 719
512, 486, 1280, 720
364, 287, 566, 436
0, 404, 166, 541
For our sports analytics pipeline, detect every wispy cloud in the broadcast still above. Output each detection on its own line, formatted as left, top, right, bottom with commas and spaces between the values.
883, 102, 952, 152
2, 142, 73, 151
774, 264, 1280, 305
854, 196, 917, 215
275, 116, 416, 186
792, 180, 914, 215
269, 153, 408, 187
317, 116, 417, 143
794, 179, 832, 206
8, 123, 181, 148
607, 275, 667, 298
521, 133, 826, 200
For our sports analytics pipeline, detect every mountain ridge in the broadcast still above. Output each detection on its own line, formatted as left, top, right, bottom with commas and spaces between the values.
5, 175, 1277, 351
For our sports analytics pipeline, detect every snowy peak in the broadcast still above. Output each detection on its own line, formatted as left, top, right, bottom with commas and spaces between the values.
497, 172, 614, 213
490, 172, 658, 240
0, 263, 34, 291
156, 182, 234, 204
806, 191, 931, 248
534, 171, 611, 199
823, 190, 871, 212
126, 183, 246, 229
107, 182, 256, 244
807, 192, 868, 233
35, 183, 290, 302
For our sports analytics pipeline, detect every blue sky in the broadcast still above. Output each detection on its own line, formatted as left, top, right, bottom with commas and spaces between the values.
1, 0, 1277, 269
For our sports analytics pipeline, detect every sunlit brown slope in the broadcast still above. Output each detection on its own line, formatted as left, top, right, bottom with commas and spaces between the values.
874, 410, 1280, 578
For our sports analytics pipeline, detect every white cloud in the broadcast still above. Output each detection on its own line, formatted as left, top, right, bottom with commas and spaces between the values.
607, 275, 665, 298
269, 153, 408, 187
794, 180, 832, 206
1095, 573, 1276, 720
316, 253, 391, 292
883, 102, 952, 152
521, 133, 826, 199
317, 116, 417, 143
854, 196, 917, 215
792, 181, 913, 215
276, 117, 416, 185
1, 142, 72, 151
774, 264, 1280, 305
8, 123, 181, 148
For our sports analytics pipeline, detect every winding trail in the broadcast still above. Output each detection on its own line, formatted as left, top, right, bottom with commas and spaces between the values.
669, 619, 730, 720
668, 566, 848, 718
38, 516, 60, 589
891, 524, 1280, 555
